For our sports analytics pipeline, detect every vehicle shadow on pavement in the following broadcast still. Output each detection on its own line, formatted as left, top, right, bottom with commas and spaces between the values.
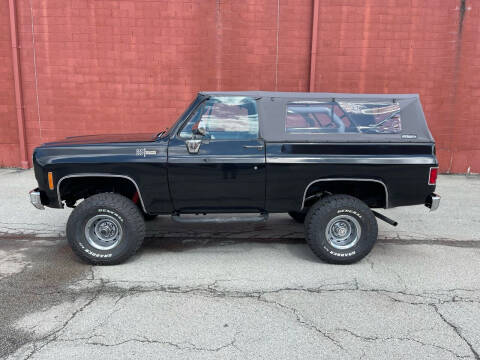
139, 215, 321, 262
140, 236, 319, 261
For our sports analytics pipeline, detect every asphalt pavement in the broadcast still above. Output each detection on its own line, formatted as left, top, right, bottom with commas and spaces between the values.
0, 169, 479, 359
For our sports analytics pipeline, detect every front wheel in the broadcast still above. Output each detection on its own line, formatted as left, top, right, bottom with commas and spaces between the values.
66, 193, 145, 265
304, 194, 378, 264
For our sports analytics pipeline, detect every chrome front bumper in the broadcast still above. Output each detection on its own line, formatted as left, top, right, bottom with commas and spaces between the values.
29, 189, 44, 210
426, 193, 441, 212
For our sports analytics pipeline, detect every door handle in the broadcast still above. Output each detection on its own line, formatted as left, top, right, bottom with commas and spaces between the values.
243, 145, 264, 150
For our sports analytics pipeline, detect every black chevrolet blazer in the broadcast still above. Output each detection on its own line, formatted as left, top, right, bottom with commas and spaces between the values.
30, 91, 440, 265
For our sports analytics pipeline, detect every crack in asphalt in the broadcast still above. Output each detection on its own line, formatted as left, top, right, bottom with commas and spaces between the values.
91, 333, 237, 352
2, 237, 480, 359
338, 328, 472, 359
431, 304, 480, 360
257, 296, 345, 350
86, 336, 238, 352
23, 280, 105, 360
59, 278, 480, 307
54, 332, 240, 353
16, 276, 480, 359
20, 280, 480, 307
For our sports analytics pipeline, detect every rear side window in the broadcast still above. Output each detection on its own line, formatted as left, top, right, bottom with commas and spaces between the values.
286, 101, 401, 134
180, 96, 258, 140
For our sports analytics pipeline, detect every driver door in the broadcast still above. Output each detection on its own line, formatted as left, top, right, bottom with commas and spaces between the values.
167, 96, 266, 212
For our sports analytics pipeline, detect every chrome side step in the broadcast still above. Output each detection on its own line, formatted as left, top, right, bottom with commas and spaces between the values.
171, 213, 269, 224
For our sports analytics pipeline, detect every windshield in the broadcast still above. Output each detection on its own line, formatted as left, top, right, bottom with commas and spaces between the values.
159, 95, 204, 138
178, 96, 259, 140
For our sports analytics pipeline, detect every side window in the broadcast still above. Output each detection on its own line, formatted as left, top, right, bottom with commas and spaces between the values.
285, 101, 401, 134
179, 96, 259, 140
286, 102, 347, 133
337, 102, 401, 134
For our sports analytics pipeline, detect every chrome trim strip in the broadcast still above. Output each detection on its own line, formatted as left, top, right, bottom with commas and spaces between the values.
268, 156, 436, 165
243, 145, 264, 150
301, 178, 389, 210
267, 141, 435, 145
169, 156, 265, 164
56, 174, 147, 213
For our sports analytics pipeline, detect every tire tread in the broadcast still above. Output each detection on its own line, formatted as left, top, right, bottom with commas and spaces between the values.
304, 194, 377, 264
67, 193, 145, 265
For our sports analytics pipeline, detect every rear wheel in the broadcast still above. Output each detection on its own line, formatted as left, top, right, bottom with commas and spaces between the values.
304, 194, 378, 264
66, 193, 145, 265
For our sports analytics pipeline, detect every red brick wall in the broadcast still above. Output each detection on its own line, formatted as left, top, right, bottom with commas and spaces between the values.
1, 0, 478, 173
447, 0, 480, 173
0, 0, 20, 167
310, 0, 479, 173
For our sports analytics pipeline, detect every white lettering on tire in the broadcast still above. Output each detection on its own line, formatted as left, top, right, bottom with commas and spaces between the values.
323, 245, 356, 257
97, 208, 124, 222
337, 209, 362, 218
79, 242, 113, 258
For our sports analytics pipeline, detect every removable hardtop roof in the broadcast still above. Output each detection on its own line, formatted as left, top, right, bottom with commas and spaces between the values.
199, 91, 434, 143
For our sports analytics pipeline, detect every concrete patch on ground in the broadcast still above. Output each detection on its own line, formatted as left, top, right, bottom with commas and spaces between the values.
0, 249, 29, 279
0, 239, 90, 358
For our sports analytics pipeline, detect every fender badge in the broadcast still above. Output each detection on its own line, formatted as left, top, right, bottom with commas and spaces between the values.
136, 148, 157, 157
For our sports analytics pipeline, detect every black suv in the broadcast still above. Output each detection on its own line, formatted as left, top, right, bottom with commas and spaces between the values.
29, 91, 440, 265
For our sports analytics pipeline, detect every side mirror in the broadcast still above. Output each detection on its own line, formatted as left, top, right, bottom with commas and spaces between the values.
192, 122, 206, 137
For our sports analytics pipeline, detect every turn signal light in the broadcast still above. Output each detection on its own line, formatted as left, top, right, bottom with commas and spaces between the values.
428, 167, 438, 185
48, 171, 54, 190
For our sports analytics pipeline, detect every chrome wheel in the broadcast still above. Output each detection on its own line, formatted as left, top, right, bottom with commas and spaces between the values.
84, 214, 123, 250
325, 214, 361, 250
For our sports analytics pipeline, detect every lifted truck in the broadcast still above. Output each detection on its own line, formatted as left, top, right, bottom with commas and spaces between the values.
30, 91, 440, 265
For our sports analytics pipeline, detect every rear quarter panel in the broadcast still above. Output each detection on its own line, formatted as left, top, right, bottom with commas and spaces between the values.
265, 142, 437, 212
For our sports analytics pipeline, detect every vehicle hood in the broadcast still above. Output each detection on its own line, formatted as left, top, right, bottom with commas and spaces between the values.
41, 132, 160, 147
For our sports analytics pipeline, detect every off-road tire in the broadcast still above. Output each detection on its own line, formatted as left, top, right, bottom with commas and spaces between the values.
67, 193, 145, 265
304, 194, 378, 264
288, 211, 307, 223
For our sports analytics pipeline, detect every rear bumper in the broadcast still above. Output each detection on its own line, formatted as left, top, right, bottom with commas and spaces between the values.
425, 193, 440, 211
29, 188, 45, 210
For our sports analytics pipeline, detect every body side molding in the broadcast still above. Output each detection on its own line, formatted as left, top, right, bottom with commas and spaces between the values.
301, 178, 389, 210
267, 156, 436, 165
56, 173, 148, 213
